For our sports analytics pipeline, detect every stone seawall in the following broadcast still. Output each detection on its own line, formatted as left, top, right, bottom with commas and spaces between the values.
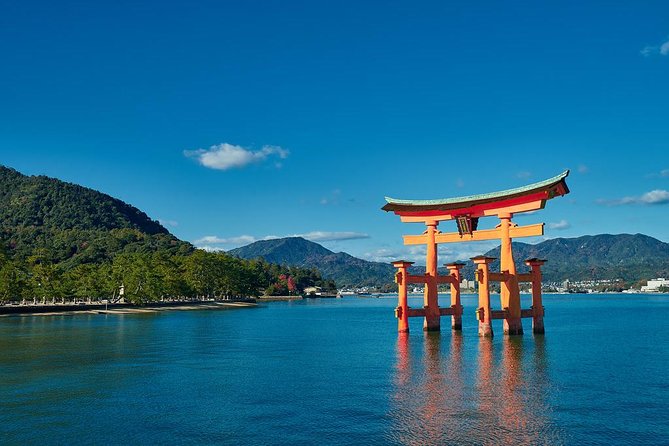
257, 295, 304, 301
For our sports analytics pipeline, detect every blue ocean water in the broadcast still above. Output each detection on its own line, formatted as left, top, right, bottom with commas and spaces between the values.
1, 294, 668, 445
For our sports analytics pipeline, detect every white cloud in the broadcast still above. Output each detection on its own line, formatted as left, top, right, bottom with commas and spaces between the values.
193, 231, 369, 250
296, 231, 369, 242
641, 37, 669, 57
662, 40, 669, 56
516, 171, 532, 179
361, 241, 500, 265
184, 143, 289, 170
641, 46, 655, 57
548, 219, 571, 230
515, 210, 538, 218
197, 245, 226, 252
320, 189, 342, 206
158, 219, 179, 228
361, 246, 427, 265
645, 168, 669, 178
361, 248, 404, 263
440, 241, 500, 263
194, 235, 257, 245
578, 164, 589, 174
640, 189, 669, 204
598, 189, 669, 206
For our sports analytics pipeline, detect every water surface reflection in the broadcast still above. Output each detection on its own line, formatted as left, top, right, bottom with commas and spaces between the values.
389, 334, 564, 445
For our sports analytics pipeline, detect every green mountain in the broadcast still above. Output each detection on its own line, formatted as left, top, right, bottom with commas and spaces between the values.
228, 237, 396, 288
0, 165, 339, 303
229, 233, 669, 288
476, 233, 669, 283
0, 165, 193, 266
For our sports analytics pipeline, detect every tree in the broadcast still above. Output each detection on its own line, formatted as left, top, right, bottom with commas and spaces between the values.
152, 252, 189, 299
0, 260, 24, 302
27, 248, 61, 303
111, 253, 163, 303
183, 251, 219, 299
62, 263, 109, 302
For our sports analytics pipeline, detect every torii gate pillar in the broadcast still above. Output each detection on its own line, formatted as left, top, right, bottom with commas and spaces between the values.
392, 261, 413, 333
499, 213, 523, 335
525, 258, 546, 334
473, 256, 494, 337
446, 262, 464, 330
423, 221, 440, 332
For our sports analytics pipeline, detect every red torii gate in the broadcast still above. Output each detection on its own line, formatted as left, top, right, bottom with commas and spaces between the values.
383, 171, 570, 336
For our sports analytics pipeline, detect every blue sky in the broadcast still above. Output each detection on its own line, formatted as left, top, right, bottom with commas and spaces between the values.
1, 0, 669, 264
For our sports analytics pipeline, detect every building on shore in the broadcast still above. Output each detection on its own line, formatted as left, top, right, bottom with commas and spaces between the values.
641, 278, 669, 292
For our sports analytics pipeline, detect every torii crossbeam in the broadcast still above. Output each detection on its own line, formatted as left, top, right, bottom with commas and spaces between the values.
383, 170, 570, 336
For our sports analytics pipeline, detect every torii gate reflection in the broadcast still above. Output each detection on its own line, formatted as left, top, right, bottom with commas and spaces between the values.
383, 171, 570, 335
390, 334, 562, 444
391, 333, 464, 445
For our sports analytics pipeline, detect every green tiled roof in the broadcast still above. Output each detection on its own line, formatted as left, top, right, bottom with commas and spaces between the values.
383, 170, 569, 210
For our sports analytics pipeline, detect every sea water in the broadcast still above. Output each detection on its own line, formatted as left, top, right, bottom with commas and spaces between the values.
1, 294, 668, 445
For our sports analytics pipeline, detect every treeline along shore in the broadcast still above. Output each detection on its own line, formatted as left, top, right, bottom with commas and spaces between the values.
0, 248, 336, 306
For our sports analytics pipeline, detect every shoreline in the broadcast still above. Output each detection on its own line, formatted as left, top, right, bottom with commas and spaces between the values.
257, 295, 304, 301
0, 299, 257, 317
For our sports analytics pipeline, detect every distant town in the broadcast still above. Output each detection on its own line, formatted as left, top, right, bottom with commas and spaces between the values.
340, 277, 669, 296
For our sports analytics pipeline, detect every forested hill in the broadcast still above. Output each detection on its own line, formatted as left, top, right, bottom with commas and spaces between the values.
228, 237, 396, 288
229, 237, 332, 265
0, 166, 166, 233
230, 234, 669, 288
0, 165, 335, 302
0, 165, 192, 265
476, 233, 669, 283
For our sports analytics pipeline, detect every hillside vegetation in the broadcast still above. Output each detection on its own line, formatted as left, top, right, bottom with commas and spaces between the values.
0, 166, 190, 265
472, 234, 669, 283
0, 166, 332, 302
229, 237, 396, 287
230, 234, 669, 288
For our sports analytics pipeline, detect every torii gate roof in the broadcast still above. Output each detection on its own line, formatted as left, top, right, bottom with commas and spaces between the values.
382, 170, 570, 219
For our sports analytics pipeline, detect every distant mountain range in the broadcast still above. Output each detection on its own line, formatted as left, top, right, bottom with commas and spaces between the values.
477, 234, 669, 283
228, 234, 669, 287
228, 237, 396, 287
